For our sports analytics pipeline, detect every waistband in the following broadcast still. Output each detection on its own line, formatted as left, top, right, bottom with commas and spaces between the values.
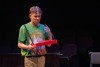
26, 55, 45, 58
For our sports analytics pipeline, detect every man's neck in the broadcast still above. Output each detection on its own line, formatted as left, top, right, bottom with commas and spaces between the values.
30, 22, 39, 27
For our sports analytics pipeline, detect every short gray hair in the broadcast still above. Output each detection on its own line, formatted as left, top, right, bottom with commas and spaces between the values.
29, 6, 42, 15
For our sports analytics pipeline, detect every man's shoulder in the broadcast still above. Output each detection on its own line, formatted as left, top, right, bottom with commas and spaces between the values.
39, 23, 45, 27
24, 23, 29, 26
22, 23, 30, 27
20, 23, 29, 29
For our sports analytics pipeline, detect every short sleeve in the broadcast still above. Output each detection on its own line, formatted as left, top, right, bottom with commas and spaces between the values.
18, 25, 26, 43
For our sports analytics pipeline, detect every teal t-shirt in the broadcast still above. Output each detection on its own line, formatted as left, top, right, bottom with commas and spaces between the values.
18, 23, 49, 56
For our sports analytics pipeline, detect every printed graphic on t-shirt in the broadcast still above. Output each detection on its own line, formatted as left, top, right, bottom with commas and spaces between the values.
29, 30, 46, 55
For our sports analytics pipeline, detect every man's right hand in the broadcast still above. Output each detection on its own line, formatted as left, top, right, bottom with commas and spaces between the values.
28, 44, 36, 50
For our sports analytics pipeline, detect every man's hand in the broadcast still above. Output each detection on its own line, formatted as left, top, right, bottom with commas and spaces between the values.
28, 44, 36, 50
44, 24, 51, 33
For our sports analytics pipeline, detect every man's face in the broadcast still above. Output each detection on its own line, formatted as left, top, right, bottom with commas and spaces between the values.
30, 13, 41, 25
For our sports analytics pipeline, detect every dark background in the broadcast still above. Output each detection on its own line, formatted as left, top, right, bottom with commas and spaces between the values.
0, 1, 99, 67
0, 1, 98, 52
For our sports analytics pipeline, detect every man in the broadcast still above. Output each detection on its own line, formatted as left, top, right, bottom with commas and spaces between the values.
18, 6, 53, 67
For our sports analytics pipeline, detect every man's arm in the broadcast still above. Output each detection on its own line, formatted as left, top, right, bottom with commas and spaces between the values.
44, 25, 53, 47
18, 43, 36, 50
